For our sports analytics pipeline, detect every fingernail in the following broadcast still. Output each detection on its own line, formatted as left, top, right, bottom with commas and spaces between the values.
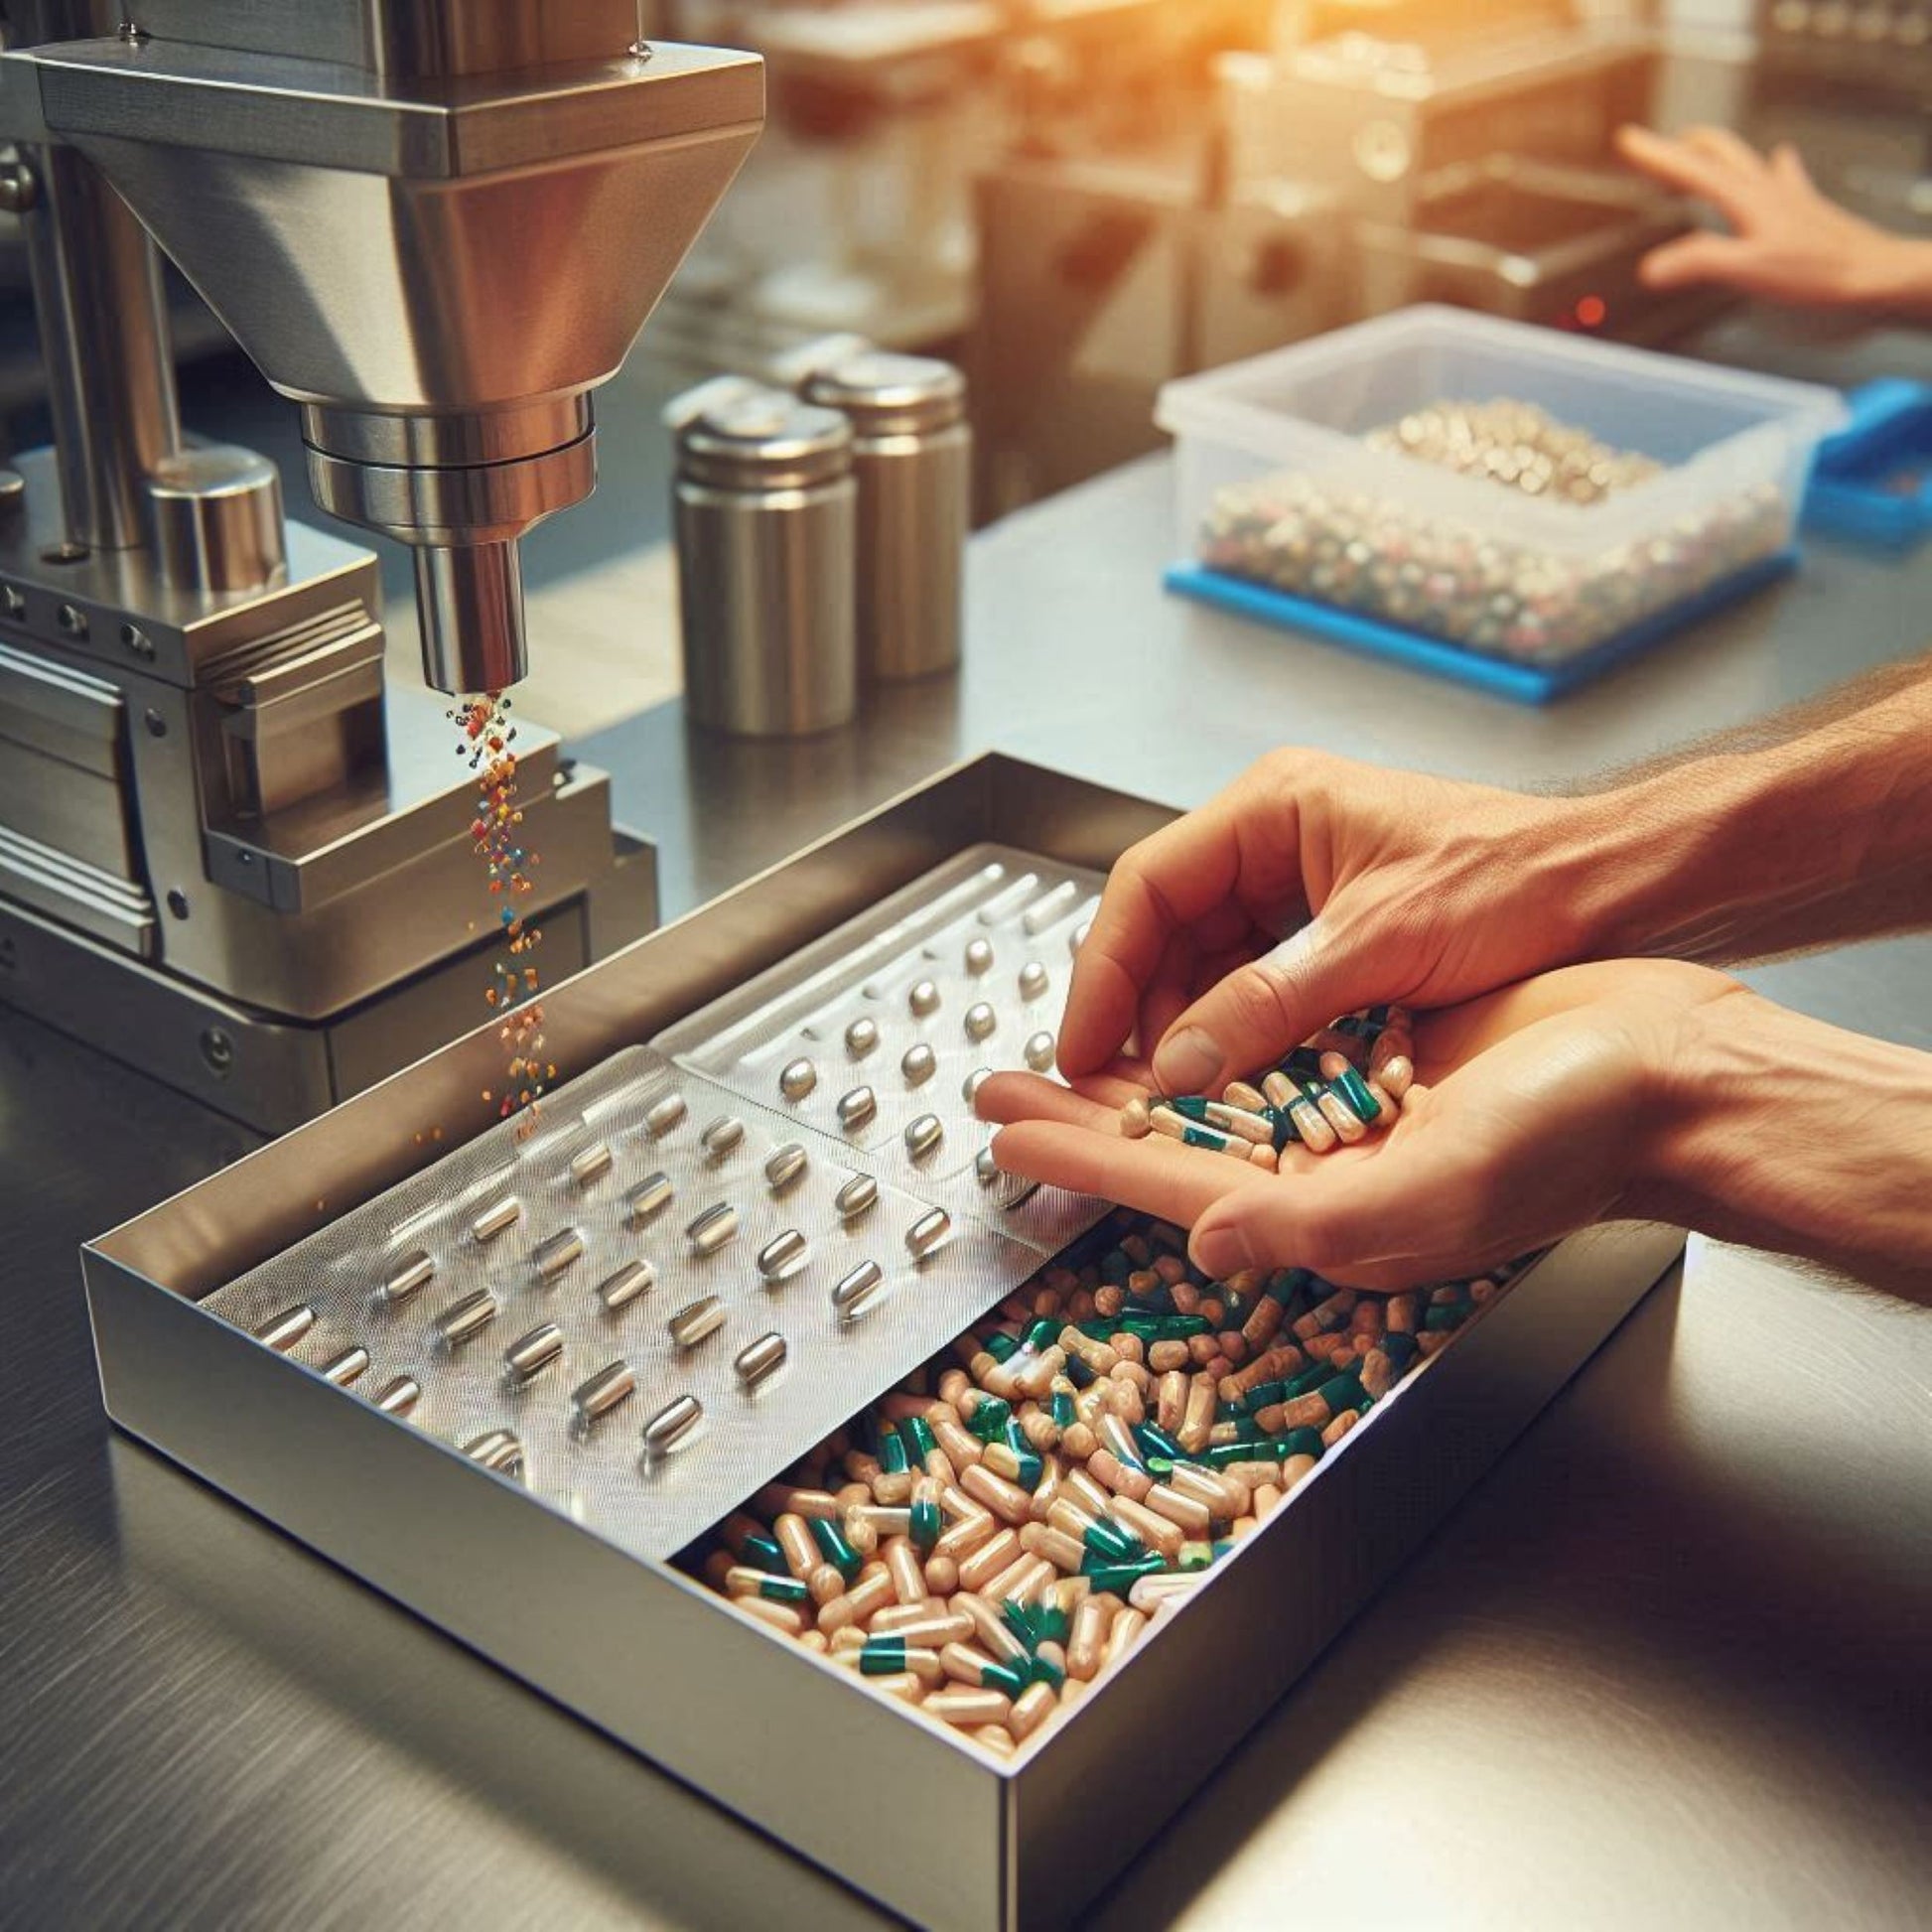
1154, 1027, 1222, 1095
1192, 1225, 1256, 1280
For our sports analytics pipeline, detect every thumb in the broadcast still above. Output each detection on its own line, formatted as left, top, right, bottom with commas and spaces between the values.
1148, 916, 1390, 1097
1638, 231, 1748, 292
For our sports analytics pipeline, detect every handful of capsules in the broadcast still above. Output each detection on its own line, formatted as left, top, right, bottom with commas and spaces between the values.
689, 1203, 1512, 1760
1124, 1004, 1415, 1166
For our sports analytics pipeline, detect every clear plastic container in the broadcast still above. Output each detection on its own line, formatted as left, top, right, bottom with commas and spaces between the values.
1156, 307, 1847, 666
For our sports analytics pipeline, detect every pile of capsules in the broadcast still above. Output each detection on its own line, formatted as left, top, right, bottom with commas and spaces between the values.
1125, 1004, 1413, 1166
690, 1205, 1510, 1760
1198, 399, 1790, 664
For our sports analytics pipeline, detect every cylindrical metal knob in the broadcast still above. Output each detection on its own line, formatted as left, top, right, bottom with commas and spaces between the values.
415, 540, 527, 696
673, 386, 857, 738
148, 445, 287, 593
801, 350, 968, 682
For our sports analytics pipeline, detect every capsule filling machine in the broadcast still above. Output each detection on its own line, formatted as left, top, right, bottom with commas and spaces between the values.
0, 1, 767, 1130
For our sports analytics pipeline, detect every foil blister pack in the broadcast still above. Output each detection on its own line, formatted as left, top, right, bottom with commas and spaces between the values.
200, 849, 1113, 1564
656, 844, 1103, 1194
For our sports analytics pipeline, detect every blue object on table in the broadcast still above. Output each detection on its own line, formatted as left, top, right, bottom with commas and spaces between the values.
1802, 378, 1932, 551
1163, 549, 1800, 705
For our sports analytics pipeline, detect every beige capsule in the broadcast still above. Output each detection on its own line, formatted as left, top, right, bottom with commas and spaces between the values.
1008, 1683, 1057, 1743
885, 1538, 929, 1606
816, 1570, 897, 1635
735, 1597, 807, 1638
960, 1463, 1034, 1527
875, 1610, 973, 1650
1103, 1606, 1149, 1669
1066, 1591, 1118, 1681
867, 1671, 926, 1705
933, 1509, 999, 1565
755, 1484, 842, 1522
1019, 1522, 1088, 1576
955, 1592, 1032, 1669
1107, 1496, 1186, 1562
971, 1725, 1020, 1760
925, 1688, 1014, 1730
956, 1527, 1025, 1594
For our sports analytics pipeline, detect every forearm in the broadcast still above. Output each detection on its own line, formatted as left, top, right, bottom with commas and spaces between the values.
1553, 657, 1932, 966
1633, 987, 1932, 1301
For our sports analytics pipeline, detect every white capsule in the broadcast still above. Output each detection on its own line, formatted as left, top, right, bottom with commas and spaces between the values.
573, 1360, 636, 1425
904, 1113, 944, 1162
1289, 1098, 1336, 1154
1024, 1031, 1056, 1072
905, 1208, 952, 1260
736, 1331, 787, 1389
901, 1043, 937, 1086
963, 1066, 994, 1106
1318, 1050, 1354, 1082
908, 978, 941, 1019
1378, 1054, 1416, 1099
701, 1115, 746, 1159
470, 1196, 520, 1245
1018, 961, 1050, 1003
835, 1173, 879, 1221
435, 1291, 497, 1348
764, 1142, 809, 1191
569, 1142, 614, 1188
597, 1258, 655, 1311
532, 1227, 585, 1281
382, 1251, 434, 1307
964, 1002, 998, 1043
626, 1172, 674, 1226
832, 1259, 885, 1316
669, 1296, 727, 1349
322, 1345, 369, 1387
845, 1016, 881, 1057
1022, 880, 1079, 935
686, 1203, 739, 1256
838, 1085, 878, 1131
503, 1320, 564, 1383
645, 1094, 687, 1137
1316, 1088, 1367, 1145
758, 1228, 809, 1282
464, 1429, 524, 1477
779, 1057, 817, 1102
642, 1394, 702, 1456
965, 937, 995, 976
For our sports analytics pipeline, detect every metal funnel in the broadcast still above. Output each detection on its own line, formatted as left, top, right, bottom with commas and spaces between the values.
12, 6, 763, 690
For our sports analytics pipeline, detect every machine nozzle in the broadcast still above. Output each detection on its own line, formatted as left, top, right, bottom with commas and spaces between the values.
414, 541, 528, 698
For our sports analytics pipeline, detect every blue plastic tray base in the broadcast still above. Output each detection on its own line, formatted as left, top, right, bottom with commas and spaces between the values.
1163, 549, 1800, 704
1802, 377, 1932, 552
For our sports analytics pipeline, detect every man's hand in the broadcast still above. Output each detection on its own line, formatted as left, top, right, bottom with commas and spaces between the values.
1615, 123, 1932, 317
1058, 750, 1599, 1101
992, 961, 1731, 1291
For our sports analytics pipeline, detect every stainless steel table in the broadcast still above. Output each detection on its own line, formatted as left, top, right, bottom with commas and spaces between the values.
4, 455, 1928, 1931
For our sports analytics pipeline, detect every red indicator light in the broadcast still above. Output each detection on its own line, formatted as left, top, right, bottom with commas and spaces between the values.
1576, 295, 1607, 328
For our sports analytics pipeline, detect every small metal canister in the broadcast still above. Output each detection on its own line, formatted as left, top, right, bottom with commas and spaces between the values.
801, 350, 968, 681
673, 386, 858, 738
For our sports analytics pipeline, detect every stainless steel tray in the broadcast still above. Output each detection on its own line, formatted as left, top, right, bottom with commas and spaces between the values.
81, 754, 1683, 1932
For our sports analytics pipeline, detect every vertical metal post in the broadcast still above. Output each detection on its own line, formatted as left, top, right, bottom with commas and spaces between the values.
19, 140, 183, 551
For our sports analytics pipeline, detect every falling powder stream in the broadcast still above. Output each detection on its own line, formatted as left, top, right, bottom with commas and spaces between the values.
452, 692, 556, 1136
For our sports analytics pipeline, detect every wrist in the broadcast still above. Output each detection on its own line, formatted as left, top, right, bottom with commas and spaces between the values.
1845, 232, 1932, 319
1634, 987, 1932, 1298
1539, 776, 1715, 965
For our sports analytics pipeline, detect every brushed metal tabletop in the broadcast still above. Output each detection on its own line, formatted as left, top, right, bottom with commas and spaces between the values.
4, 454, 1929, 1930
